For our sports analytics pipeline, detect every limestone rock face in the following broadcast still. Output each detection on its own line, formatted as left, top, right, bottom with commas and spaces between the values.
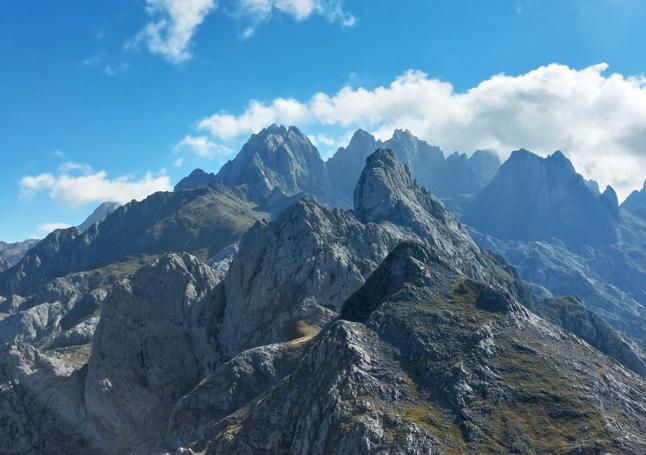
162, 341, 306, 452
218, 197, 401, 356
216, 125, 339, 206
84, 253, 223, 451
0, 269, 114, 454
354, 149, 496, 283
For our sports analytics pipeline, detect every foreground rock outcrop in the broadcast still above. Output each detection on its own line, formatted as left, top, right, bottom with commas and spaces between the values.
190, 242, 646, 454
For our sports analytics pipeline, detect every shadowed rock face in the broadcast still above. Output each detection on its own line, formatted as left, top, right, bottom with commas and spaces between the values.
174, 168, 216, 192
623, 180, 646, 219
84, 253, 223, 452
462, 150, 646, 348
464, 149, 620, 245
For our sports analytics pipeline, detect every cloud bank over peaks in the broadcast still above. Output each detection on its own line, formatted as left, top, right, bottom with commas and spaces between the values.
194, 63, 646, 200
20, 161, 172, 208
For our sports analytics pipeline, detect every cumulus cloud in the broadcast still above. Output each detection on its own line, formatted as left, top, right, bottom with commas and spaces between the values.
231, 0, 356, 38
129, 0, 217, 63
130, 0, 354, 61
20, 162, 172, 208
196, 63, 646, 199
174, 134, 235, 158
38, 223, 72, 236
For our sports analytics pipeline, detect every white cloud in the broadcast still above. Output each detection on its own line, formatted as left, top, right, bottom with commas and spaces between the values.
129, 0, 354, 61
129, 0, 217, 63
38, 223, 72, 236
196, 63, 646, 200
174, 157, 185, 167
52, 149, 67, 159
198, 98, 311, 140
232, 0, 356, 38
20, 163, 172, 208
174, 134, 235, 159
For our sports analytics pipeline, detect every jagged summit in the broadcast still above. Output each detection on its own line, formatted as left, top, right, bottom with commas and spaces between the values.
465, 148, 620, 244
327, 128, 500, 205
354, 148, 455, 230
174, 168, 216, 191
215, 124, 337, 205
622, 179, 646, 219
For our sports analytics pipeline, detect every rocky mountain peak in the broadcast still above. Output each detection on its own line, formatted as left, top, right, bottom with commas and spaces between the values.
353, 148, 419, 224
465, 148, 619, 245
600, 185, 620, 216
349, 128, 377, 146
327, 128, 500, 206
174, 168, 216, 192
78, 201, 121, 232
215, 124, 335, 205
622, 179, 646, 219
353, 148, 450, 227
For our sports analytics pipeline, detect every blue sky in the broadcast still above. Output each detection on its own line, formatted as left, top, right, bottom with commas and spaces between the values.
2, 0, 646, 242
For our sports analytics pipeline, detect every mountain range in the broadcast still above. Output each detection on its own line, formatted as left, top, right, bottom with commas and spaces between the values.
0, 125, 645, 454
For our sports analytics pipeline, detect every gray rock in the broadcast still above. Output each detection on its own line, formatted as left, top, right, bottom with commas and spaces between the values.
84, 253, 223, 451
218, 197, 401, 356
216, 125, 340, 206
192, 242, 646, 454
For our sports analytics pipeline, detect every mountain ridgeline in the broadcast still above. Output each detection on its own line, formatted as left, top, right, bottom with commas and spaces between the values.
173, 125, 501, 209
464, 149, 620, 245
0, 124, 645, 454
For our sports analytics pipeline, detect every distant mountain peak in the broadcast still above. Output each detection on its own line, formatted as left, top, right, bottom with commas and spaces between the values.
215, 124, 336, 205
465, 149, 619, 244
174, 168, 216, 192
78, 201, 121, 232
622, 179, 646, 219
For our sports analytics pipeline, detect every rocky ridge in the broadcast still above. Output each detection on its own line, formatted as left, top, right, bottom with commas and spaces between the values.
464, 149, 646, 348
1, 132, 645, 454
193, 242, 646, 454
327, 128, 500, 206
